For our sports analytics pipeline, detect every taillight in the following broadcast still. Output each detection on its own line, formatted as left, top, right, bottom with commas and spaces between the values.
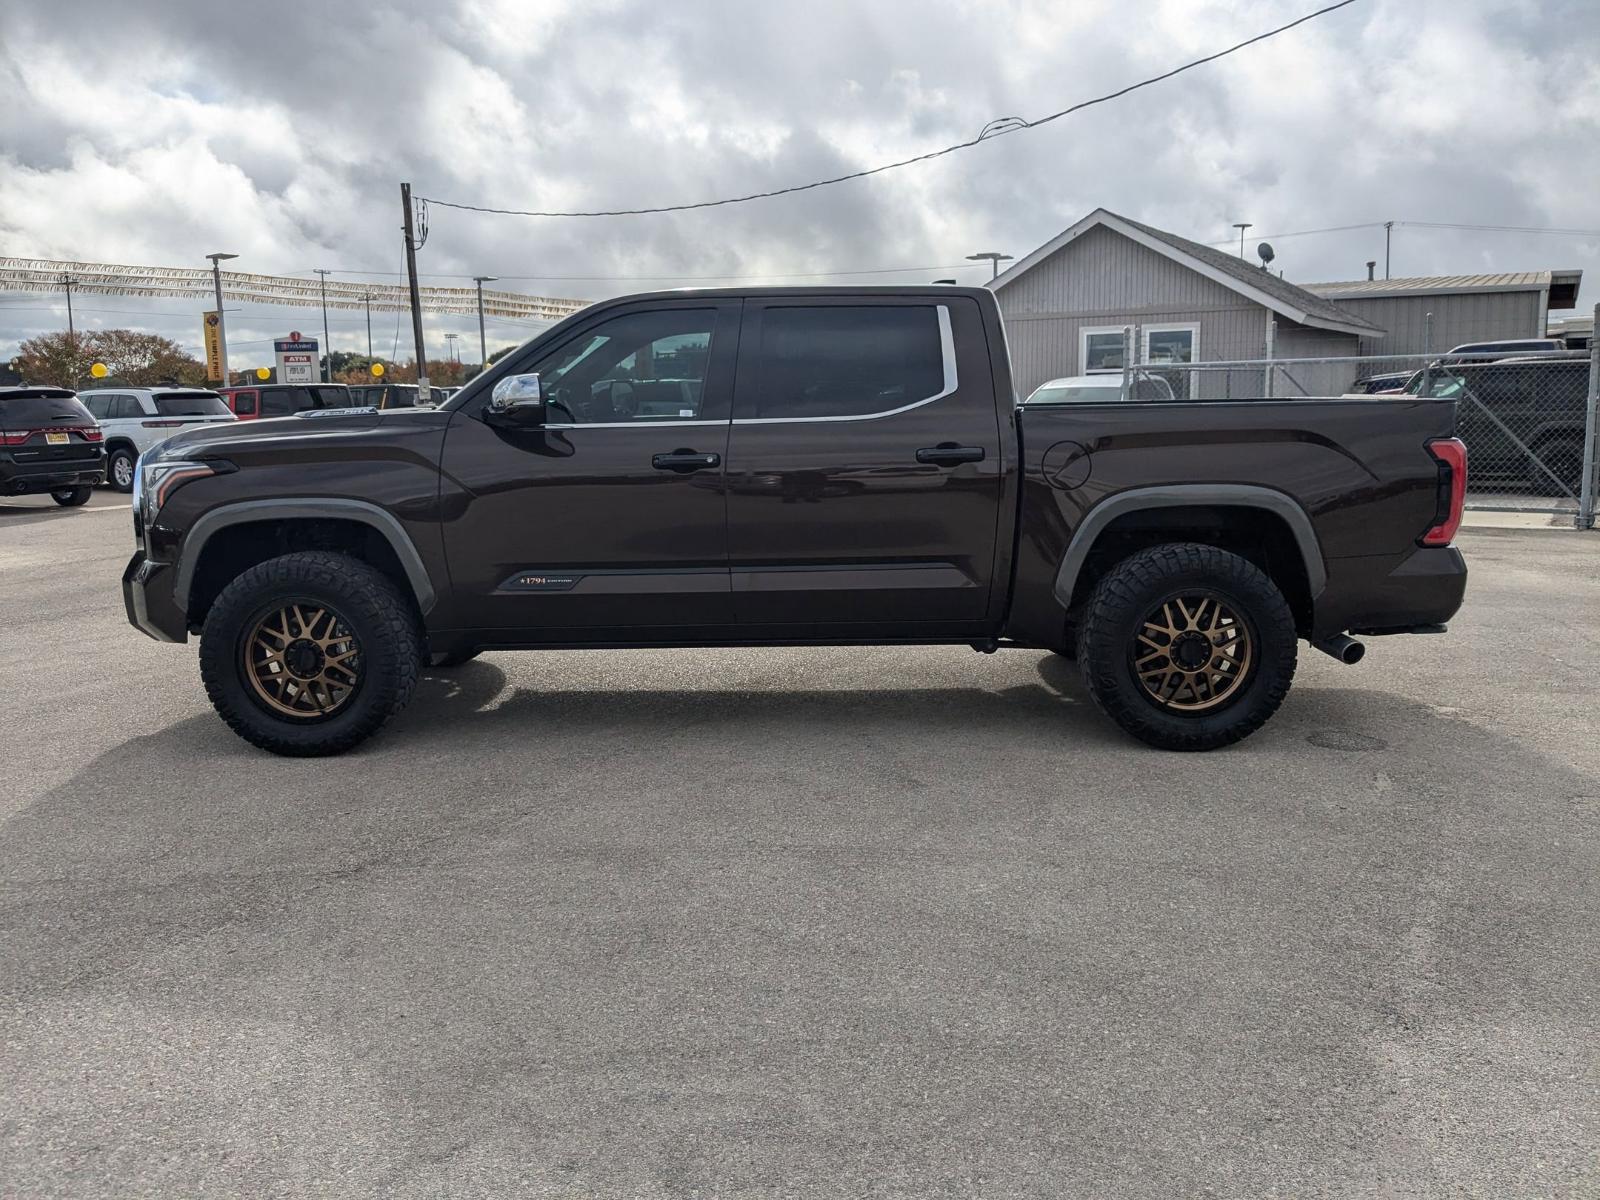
0, 426, 102, 444
1421, 437, 1467, 547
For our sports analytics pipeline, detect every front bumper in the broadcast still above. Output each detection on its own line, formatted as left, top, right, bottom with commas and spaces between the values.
123, 552, 187, 643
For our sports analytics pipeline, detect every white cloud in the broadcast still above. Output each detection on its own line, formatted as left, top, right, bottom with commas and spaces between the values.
1, 0, 1596, 363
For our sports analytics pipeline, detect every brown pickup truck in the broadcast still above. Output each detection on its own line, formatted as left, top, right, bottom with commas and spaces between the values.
123, 286, 1467, 756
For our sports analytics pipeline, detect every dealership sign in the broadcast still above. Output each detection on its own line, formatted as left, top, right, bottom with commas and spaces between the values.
202, 311, 223, 381
274, 331, 318, 384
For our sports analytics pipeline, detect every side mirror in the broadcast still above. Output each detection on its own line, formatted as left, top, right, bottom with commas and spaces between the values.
486, 372, 546, 426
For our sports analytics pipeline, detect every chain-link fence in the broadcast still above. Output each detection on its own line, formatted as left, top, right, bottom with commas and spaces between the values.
1090, 324, 1600, 525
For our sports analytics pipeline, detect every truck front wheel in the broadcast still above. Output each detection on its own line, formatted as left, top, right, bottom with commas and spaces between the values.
199, 551, 421, 756
1076, 543, 1296, 751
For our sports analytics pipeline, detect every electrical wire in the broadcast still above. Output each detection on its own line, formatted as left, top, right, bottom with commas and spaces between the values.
289, 263, 991, 281
417, 0, 1362, 219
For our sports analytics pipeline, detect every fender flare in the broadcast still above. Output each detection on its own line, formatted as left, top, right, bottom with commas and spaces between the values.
173, 498, 437, 615
1053, 484, 1327, 610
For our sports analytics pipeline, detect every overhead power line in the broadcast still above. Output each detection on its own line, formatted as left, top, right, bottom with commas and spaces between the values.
1207, 219, 1600, 247
418, 0, 1362, 219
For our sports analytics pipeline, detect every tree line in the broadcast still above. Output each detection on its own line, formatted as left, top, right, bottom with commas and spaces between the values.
7, 331, 521, 390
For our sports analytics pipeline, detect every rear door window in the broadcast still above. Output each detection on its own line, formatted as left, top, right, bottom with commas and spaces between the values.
154, 392, 231, 417
746, 305, 946, 420
82, 394, 111, 419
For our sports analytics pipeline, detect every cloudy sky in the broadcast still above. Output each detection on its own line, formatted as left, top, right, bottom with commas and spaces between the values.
2, 0, 1597, 370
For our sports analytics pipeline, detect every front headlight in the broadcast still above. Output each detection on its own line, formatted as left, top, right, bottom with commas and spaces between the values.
139, 459, 223, 528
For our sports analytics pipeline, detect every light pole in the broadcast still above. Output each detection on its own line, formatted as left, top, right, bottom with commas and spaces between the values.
206, 252, 238, 384
61, 274, 77, 341
363, 293, 373, 359
1384, 220, 1394, 279
1232, 223, 1253, 259
472, 275, 496, 369
314, 268, 333, 381
966, 251, 1013, 281
444, 332, 460, 365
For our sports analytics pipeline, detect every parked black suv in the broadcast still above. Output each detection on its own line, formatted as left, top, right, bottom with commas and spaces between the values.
0, 386, 105, 505
122, 287, 1467, 756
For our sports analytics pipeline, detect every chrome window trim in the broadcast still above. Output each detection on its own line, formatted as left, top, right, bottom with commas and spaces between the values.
536, 304, 957, 430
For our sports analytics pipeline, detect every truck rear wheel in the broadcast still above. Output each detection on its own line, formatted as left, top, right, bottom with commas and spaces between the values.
199, 551, 421, 757
1076, 543, 1296, 751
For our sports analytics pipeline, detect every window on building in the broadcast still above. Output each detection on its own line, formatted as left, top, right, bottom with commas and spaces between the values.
1081, 328, 1126, 372
1144, 326, 1198, 364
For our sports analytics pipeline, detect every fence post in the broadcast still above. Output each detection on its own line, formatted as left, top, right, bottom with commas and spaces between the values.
1264, 317, 1277, 398
1579, 301, 1600, 530
1121, 325, 1133, 401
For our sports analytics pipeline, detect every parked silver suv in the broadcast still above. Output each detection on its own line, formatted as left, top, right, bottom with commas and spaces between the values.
78, 387, 236, 491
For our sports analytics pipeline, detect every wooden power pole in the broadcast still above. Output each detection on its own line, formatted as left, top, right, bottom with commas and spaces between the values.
401, 182, 429, 402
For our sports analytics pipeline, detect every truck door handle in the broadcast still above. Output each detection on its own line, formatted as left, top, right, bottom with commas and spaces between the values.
652, 449, 721, 473
916, 444, 985, 466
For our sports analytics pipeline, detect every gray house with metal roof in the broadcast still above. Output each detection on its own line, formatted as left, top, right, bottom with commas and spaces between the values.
990, 209, 1583, 398
989, 208, 1384, 398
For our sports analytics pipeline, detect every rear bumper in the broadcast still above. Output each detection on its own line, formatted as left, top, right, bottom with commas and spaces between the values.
1, 457, 105, 494
1314, 545, 1468, 639
123, 552, 187, 643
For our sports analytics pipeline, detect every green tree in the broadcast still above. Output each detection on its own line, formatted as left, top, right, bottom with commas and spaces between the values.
16, 329, 206, 388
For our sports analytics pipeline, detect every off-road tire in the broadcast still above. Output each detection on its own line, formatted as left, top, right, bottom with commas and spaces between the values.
1077, 542, 1296, 751
200, 551, 421, 756
107, 447, 137, 492
50, 486, 93, 507
428, 649, 480, 668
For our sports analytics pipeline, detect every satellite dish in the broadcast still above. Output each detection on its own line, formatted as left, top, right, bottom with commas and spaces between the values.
1257, 242, 1276, 266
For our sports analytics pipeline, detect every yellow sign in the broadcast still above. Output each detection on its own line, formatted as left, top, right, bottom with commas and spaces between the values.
256, 367, 271, 381
370, 362, 385, 377
89, 362, 108, 379
202, 311, 223, 381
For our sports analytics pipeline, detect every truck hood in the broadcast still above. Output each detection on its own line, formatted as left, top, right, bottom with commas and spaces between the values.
147, 407, 451, 461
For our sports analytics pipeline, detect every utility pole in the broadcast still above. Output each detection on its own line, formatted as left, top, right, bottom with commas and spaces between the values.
472, 275, 496, 369
314, 269, 333, 381
59, 274, 79, 341
400, 182, 429, 401
363, 292, 373, 359
206, 252, 238, 384
1384, 221, 1394, 279
1233, 223, 1253, 259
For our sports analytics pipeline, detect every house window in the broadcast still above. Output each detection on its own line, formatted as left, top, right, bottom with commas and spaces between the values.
1081, 327, 1127, 373
1143, 324, 1198, 364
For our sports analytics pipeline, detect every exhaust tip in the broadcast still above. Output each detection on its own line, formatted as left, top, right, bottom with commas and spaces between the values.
1314, 634, 1365, 665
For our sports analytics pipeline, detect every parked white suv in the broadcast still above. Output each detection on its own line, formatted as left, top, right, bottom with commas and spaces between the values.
78, 387, 236, 491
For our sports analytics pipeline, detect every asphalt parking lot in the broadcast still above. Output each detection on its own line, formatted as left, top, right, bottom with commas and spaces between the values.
2, 494, 1597, 1199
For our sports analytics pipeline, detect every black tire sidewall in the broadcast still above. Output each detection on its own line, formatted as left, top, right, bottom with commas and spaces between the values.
51, 487, 92, 506
1079, 545, 1297, 751
200, 553, 418, 755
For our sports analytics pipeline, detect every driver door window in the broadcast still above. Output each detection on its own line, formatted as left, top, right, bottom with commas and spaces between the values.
533, 308, 721, 424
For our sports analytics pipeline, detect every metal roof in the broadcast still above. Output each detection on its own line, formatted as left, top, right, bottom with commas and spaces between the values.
1304, 271, 1578, 299
991, 208, 1384, 337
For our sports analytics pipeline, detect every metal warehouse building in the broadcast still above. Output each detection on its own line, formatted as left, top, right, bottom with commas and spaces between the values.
1304, 270, 1583, 356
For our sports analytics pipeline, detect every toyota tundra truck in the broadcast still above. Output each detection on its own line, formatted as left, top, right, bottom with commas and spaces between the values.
121, 286, 1467, 756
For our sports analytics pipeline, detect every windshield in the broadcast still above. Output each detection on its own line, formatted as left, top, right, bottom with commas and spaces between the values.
154, 392, 231, 417
1027, 383, 1120, 404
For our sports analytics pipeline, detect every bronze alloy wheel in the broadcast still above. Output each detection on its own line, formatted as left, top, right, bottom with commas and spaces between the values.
242, 602, 363, 720
1131, 591, 1255, 713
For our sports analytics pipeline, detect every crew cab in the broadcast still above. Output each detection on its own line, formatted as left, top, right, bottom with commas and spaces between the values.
121, 287, 1467, 757
78, 387, 236, 492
